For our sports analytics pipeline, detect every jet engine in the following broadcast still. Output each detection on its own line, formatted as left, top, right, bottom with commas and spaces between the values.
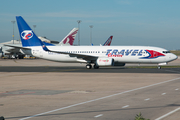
96, 58, 114, 66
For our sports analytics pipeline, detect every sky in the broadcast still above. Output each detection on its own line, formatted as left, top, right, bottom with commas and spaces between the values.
1, 0, 180, 50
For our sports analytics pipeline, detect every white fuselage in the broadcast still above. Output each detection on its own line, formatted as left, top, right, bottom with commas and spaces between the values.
27, 46, 177, 64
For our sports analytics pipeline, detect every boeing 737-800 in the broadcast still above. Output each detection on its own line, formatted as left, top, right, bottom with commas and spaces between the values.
16, 16, 177, 69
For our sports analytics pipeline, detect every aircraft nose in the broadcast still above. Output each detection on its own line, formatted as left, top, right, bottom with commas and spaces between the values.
171, 53, 178, 61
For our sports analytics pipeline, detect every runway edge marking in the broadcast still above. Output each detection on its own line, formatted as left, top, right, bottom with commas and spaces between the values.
94, 114, 103, 118
19, 77, 180, 120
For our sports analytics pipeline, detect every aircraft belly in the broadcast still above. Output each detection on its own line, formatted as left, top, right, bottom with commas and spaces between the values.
114, 56, 152, 63
114, 56, 141, 63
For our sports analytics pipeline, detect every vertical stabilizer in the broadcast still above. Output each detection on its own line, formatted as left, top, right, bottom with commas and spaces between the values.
103, 36, 113, 46
59, 28, 78, 45
16, 16, 44, 47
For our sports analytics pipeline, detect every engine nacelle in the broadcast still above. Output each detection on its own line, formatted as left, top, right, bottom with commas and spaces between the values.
96, 58, 114, 66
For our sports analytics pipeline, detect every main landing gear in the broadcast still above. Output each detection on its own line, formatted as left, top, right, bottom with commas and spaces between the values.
86, 64, 99, 69
93, 64, 99, 69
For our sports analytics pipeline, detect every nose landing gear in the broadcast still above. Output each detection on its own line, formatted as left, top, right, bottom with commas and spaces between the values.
86, 64, 99, 69
157, 66, 161, 69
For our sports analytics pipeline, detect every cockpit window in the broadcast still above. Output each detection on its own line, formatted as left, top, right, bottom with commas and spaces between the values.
163, 51, 171, 53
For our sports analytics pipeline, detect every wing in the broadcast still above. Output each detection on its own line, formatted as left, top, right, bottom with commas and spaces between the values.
4, 44, 31, 50
42, 45, 98, 62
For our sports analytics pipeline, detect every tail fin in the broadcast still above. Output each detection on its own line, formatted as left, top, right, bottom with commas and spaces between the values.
103, 36, 113, 46
59, 28, 78, 45
16, 16, 44, 47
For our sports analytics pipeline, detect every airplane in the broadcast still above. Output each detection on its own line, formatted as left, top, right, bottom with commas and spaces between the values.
0, 40, 25, 59
14, 16, 177, 69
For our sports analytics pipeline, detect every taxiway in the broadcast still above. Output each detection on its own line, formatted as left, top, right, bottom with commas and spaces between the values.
0, 59, 180, 120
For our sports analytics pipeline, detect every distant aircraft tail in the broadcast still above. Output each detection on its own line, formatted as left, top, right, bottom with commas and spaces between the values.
59, 28, 78, 45
16, 16, 44, 47
103, 36, 113, 46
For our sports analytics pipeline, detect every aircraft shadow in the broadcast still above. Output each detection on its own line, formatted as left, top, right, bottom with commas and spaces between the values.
0, 66, 179, 74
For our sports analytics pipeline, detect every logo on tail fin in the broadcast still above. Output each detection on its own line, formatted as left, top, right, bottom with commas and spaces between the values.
103, 36, 113, 46
63, 29, 78, 45
21, 30, 33, 40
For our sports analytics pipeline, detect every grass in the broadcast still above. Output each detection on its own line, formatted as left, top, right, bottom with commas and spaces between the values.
170, 50, 180, 56
135, 113, 150, 120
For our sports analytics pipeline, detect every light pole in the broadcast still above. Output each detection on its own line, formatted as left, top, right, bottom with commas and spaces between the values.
11, 21, 15, 44
89, 25, 93, 45
33, 25, 36, 33
77, 20, 81, 46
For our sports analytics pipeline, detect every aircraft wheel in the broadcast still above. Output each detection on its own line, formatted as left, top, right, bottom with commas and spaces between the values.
94, 64, 99, 69
86, 64, 92, 69
158, 66, 161, 69
0, 116, 4, 120
18, 55, 24, 59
